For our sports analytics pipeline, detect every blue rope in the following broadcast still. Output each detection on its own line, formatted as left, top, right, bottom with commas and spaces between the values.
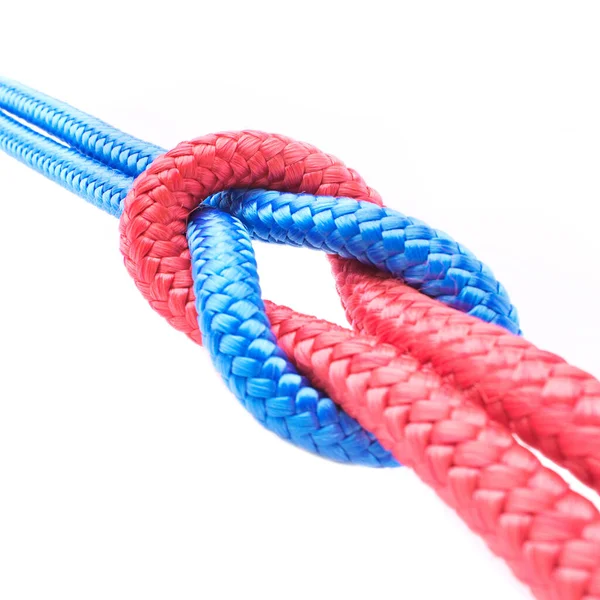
204, 189, 520, 333
0, 110, 130, 216
0, 78, 523, 464
187, 207, 395, 466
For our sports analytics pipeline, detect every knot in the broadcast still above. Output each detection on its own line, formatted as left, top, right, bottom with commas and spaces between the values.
119, 130, 519, 465
5, 77, 600, 599
119, 129, 600, 598
120, 130, 519, 340
119, 131, 393, 466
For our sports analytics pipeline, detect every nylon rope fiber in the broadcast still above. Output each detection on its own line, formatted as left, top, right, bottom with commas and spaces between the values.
2, 77, 600, 600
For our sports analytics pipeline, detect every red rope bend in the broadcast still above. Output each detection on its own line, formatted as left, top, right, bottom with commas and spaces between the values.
121, 130, 600, 599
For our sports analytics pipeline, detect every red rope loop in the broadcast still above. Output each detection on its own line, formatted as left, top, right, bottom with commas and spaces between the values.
120, 130, 380, 344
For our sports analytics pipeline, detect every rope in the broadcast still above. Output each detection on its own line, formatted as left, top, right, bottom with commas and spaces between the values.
188, 205, 600, 598
2, 78, 600, 598
0, 78, 519, 329
332, 258, 600, 489
265, 299, 600, 600
0, 77, 162, 176
203, 188, 520, 333
0, 110, 130, 215
120, 131, 600, 597
187, 206, 394, 465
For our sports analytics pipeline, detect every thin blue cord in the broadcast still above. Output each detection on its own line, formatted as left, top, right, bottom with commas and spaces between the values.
187, 207, 395, 466
0, 110, 131, 216
0, 78, 163, 177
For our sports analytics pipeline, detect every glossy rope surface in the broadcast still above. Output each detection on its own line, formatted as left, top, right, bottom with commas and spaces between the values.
187, 207, 394, 465
204, 189, 520, 333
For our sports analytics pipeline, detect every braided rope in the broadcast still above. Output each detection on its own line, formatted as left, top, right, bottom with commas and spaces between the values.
0, 81, 521, 331
0, 110, 129, 215
204, 188, 520, 333
186, 206, 600, 599
187, 207, 394, 465
120, 130, 600, 597
2, 79, 600, 598
265, 301, 600, 600
0, 82, 529, 465
0, 77, 162, 177
332, 259, 600, 490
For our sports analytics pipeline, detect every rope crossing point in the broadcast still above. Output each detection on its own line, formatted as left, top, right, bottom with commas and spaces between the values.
1, 77, 600, 600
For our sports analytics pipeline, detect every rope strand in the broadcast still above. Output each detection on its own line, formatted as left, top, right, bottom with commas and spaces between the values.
0, 77, 162, 177
187, 206, 395, 465
204, 188, 520, 333
331, 258, 600, 489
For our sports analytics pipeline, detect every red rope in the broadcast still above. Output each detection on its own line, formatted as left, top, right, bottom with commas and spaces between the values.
331, 258, 600, 491
120, 130, 600, 599
266, 300, 600, 600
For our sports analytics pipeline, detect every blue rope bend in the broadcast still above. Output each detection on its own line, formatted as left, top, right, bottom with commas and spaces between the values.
188, 207, 395, 466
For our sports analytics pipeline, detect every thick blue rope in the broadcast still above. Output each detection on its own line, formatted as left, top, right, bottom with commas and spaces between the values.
0, 78, 522, 465
187, 207, 394, 466
204, 189, 519, 333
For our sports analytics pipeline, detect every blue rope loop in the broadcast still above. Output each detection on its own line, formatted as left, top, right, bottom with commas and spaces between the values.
204, 189, 520, 334
187, 206, 396, 466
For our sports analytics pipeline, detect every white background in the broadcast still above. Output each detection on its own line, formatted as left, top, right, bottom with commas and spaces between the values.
1, 2, 599, 599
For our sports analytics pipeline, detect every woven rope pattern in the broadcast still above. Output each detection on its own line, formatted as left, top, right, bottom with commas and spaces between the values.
204, 188, 520, 332
121, 130, 600, 597
0, 78, 162, 177
332, 259, 600, 490
265, 301, 600, 600
187, 207, 394, 465
3, 78, 600, 598
119, 130, 382, 344
0, 110, 129, 215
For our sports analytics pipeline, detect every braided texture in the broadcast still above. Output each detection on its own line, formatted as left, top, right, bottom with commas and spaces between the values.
3, 78, 600, 598
122, 130, 600, 597
265, 302, 600, 600
0, 110, 130, 216
0, 78, 162, 177
332, 259, 600, 490
204, 188, 520, 333
187, 207, 394, 465
119, 130, 382, 344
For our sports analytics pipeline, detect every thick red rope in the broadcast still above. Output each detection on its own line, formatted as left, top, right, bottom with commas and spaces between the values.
120, 131, 381, 344
331, 259, 600, 492
120, 130, 600, 599
266, 301, 600, 600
